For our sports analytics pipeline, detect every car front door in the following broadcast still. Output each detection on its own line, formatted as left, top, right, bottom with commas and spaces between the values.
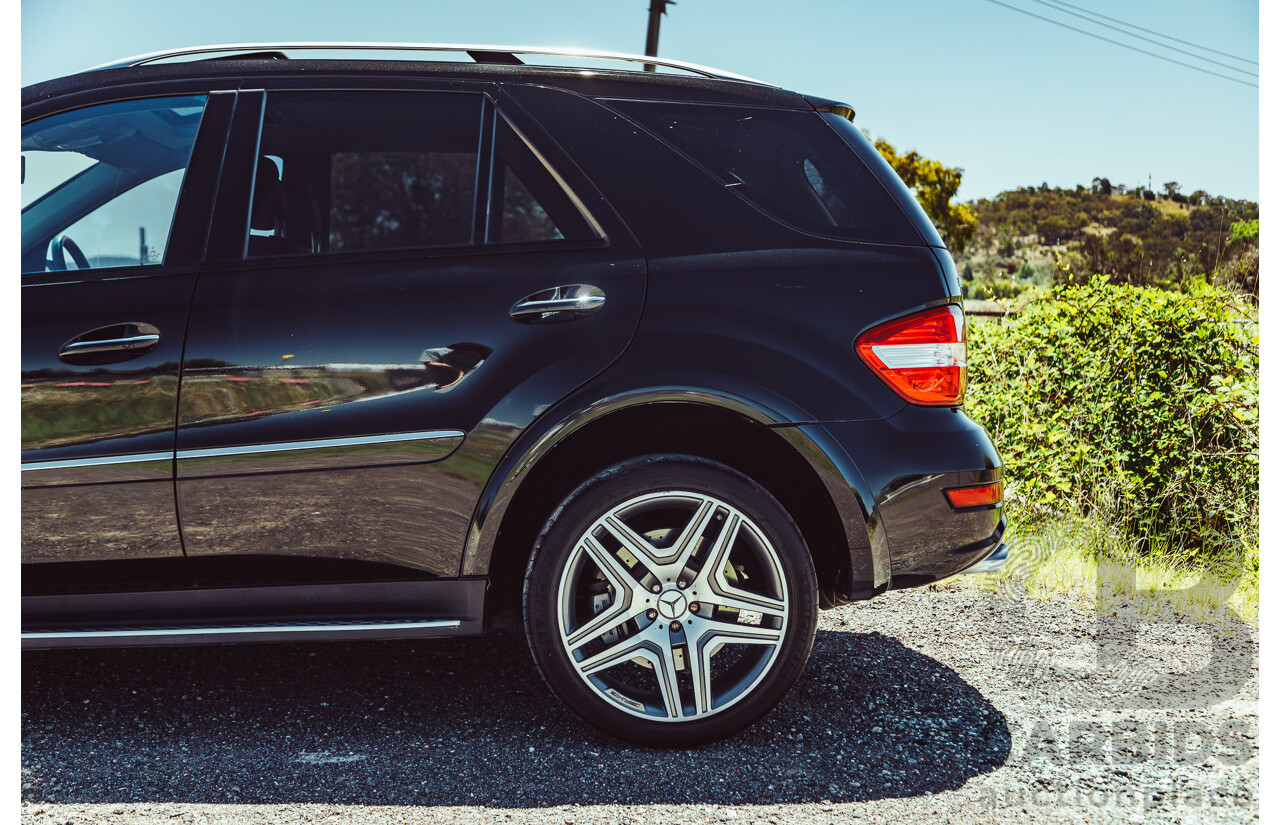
21, 91, 232, 577
174, 81, 645, 580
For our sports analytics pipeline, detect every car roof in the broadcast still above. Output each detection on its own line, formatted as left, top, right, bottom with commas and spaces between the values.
23, 44, 823, 112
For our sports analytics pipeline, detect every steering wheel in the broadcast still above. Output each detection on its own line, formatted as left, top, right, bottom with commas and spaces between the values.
50, 235, 90, 271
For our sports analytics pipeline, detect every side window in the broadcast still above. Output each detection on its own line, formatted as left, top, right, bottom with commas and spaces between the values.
613, 100, 919, 245
487, 113, 599, 244
20, 96, 207, 274
249, 91, 483, 257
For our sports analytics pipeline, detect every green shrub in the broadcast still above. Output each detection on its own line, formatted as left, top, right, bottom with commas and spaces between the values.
968, 276, 1026, 301
1230, 218, 1259, 241
965, 275, 1258, 565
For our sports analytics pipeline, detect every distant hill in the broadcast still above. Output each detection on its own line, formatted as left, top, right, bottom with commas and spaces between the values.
954, 182, 1258, 300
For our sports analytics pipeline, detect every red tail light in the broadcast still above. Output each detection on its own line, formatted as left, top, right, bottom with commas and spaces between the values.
856, 305, 966, 406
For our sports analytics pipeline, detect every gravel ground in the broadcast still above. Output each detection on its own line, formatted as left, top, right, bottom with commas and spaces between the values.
21, 584, 1258, 824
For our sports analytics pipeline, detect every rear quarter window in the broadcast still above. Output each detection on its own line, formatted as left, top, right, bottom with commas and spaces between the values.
611, 100, 922, 245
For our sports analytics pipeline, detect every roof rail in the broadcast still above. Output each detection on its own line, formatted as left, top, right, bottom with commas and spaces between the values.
84, 43, 771, 85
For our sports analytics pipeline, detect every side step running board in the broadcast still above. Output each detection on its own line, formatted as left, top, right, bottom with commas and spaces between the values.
22, 578, 488, 649
22, 617, 474, 649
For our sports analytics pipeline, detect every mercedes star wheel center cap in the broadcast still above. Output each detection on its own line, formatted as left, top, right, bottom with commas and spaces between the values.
657, 590, 687, 620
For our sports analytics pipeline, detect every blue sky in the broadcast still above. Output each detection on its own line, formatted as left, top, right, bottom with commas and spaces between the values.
20, 0, 1259, 203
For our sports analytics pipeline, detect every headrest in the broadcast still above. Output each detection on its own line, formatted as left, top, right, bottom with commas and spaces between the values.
250, 157, 283, 232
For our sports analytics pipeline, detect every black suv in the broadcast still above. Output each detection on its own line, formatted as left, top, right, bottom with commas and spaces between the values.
21, 44, 1006, 746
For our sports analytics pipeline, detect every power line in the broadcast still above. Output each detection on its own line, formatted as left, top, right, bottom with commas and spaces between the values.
1039, 0, 1258, 66
977, 0, 1259, 89
1025, 0, 1257, 77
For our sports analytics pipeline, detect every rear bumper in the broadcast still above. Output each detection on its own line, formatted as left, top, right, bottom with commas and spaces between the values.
807, 404, 1004, 592
962, 541, 1010, 575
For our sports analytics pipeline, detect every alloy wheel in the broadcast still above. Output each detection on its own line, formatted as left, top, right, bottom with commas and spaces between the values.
554, 490, 790, 721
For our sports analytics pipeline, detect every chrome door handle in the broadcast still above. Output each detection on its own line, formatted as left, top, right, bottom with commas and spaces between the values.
61, 334, 160, 356
59, 323, 162, 364
510, 285, 605, 322
511, 296, 605, 316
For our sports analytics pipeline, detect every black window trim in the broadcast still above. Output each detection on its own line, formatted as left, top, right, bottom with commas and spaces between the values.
473, 95, 498, 246
198, 233, 612, 277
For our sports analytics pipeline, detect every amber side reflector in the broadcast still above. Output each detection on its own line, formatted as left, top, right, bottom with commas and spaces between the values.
945, 482, 1004, 509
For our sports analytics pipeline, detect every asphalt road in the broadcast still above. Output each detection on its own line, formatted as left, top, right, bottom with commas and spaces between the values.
21, 584, 1258, 824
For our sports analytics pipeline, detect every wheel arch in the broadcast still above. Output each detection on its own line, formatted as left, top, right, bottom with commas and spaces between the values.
466, 389, 877, 625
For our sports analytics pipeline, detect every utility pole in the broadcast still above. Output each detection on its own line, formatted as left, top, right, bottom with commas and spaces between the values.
644, 0, 675, 72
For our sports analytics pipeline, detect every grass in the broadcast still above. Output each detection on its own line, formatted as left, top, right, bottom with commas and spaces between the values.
945, 512, 1258, 628
1146, 197, 1193, 217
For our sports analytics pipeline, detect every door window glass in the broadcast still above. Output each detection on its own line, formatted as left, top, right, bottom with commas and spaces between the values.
21, 96, 207, 274
58, 169, 187, 267
487, 114, 599, 244
249, 91, 482, 257
500, 166, 561, 243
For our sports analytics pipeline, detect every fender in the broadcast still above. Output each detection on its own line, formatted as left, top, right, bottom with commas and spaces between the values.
460, 370, 892, 594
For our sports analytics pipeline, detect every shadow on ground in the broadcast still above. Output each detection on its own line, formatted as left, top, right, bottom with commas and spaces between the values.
21, 628, 1010, 806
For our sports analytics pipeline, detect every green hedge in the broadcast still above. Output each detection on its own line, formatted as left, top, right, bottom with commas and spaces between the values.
965, 276, 1258, 562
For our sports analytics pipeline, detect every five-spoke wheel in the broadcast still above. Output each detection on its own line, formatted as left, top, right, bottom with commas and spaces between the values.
524, 455, 817, 746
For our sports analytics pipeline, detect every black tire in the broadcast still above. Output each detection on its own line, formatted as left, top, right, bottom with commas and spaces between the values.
523, 454, 818, 746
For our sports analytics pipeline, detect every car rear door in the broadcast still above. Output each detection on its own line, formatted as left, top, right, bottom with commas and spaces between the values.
21, 90, 232, 575
175, 79, 645, 579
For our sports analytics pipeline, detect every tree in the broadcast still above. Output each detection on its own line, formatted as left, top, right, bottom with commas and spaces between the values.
1092, 176, 1112, 195
872, 138, 977, 253
968, 182, 1256, 291
1162, 181, 1182, 199
1079, 233, 1147, 284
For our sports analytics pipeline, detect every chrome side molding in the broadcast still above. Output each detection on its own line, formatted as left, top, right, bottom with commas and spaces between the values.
21, 430, 465, 475
21, 452, 172, 473
176, 429, 465, 461
22, 618, 461, 641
